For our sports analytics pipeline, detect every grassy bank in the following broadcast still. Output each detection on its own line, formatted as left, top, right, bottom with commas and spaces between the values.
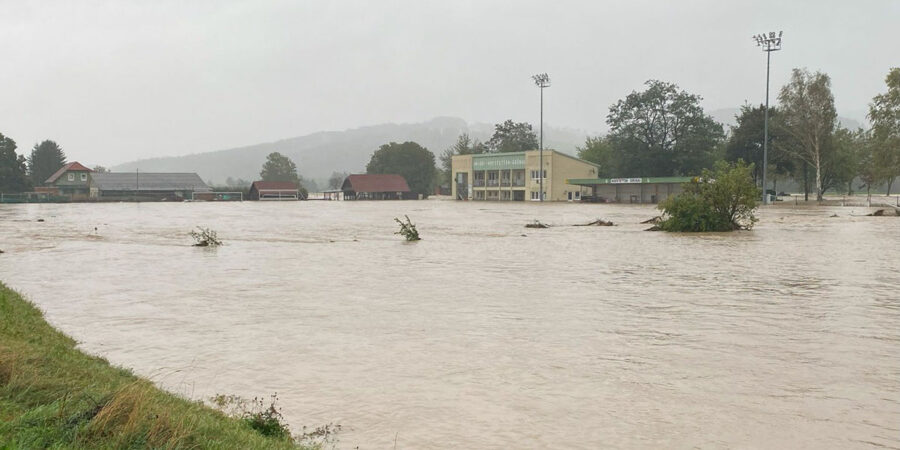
0, 282, 304, 449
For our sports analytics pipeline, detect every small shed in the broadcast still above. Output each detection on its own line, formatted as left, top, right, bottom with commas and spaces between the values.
249, 181, 301, 200
341, 174, 412, 200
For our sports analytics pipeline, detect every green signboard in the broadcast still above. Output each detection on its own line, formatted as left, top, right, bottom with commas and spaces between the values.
472, 153, 526, 170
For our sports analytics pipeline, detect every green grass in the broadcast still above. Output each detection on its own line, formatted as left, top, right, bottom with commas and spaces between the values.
0, 282, 306, 449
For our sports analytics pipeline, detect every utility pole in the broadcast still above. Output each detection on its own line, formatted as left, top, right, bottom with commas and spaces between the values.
753, 31, 783, 204
532, 73, 550, 202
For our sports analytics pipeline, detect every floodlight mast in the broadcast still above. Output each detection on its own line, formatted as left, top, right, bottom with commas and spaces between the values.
754, 31, 782, 204
532, 73, 550, 202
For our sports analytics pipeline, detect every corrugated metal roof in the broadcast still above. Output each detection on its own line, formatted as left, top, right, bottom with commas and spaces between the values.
92, 173, 210, 192
342, 174, 410, 193
45, 162, 93, 184
566, 177, 694, 186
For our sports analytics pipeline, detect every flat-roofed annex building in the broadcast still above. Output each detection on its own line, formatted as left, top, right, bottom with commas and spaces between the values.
566, 177, 693, 203
451, 150, 599, 202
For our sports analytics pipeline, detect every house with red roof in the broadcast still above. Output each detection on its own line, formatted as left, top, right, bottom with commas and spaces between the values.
341, 174, 413, 200
44, 162, 93, 200
249, 181, 303, 200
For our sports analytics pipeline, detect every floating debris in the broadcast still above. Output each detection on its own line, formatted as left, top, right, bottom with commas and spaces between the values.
574, 219, 615, 227
36, 218, 45, 222
865, 209, 900, 217
640, 216, 662, 224
525, 220, 549, 229
644, 225, 662, 232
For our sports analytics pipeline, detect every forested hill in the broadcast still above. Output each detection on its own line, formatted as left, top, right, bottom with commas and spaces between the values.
112, 117, 589, 185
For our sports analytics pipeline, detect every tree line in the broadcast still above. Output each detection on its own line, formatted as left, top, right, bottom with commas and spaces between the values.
0, 137, 72, 193
577, 68, 900, 201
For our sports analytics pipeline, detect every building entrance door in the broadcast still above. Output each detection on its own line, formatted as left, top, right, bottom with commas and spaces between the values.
456, 173, 469, 200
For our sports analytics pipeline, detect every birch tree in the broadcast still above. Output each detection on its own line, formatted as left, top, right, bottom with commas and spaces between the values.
777, 69, 837, 201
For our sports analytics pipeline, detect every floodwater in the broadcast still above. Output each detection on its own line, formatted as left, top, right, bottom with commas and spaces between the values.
1, 200, 898, 449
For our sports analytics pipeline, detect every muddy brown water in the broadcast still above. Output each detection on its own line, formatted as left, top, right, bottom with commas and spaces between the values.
1, 200, 898, 449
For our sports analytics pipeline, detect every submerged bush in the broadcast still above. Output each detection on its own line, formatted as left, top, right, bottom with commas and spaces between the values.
242, 394, 291, 439
210, 393, 341, 447
395, 215, 421, 241
658, 160, 760, 232
190, 226, 222, 246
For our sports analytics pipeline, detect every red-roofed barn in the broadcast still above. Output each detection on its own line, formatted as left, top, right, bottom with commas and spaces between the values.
341, 174, 413, 200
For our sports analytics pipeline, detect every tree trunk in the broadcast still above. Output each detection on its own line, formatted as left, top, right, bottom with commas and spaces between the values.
887, 177, 895, 196
803, 164, 809, 202
815, 154, 823, 202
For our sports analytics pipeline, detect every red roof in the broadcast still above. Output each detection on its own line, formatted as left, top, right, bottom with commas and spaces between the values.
250, 181, 299, 191
343, 174, 410, 193
45, 162, 93, 184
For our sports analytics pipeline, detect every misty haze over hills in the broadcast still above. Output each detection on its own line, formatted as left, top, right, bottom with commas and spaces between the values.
112, 111, 865, 186
111, 117, 592, 185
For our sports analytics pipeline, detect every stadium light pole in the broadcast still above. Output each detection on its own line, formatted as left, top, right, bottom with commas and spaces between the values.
532, 73, 550, 202
753, 31, 782, 204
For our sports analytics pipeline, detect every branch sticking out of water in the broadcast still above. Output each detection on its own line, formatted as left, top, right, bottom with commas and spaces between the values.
395, 215, 421, 241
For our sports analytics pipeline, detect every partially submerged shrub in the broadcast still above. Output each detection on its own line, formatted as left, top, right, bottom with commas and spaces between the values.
242, 394, 291, 439
210, 393, 290, 439
395, 215, 421, 241
210, 393, 341, 446
658, 160, 760, 232
189, 226, 222, 246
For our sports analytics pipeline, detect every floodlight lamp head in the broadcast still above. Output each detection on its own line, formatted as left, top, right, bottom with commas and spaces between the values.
532, 73, 550, 87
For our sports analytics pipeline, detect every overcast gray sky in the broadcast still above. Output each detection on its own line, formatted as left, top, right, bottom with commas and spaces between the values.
1, 0, 898, 165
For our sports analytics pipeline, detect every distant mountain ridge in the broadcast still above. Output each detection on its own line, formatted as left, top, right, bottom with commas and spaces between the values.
112, 117, 589, 185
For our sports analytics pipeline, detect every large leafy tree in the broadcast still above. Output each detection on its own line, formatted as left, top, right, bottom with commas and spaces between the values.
486, 120, 538, 153
725, 104, 794, 185
576, 136, 615, 177
606, 80, 724, 177
259, 152, 301, 183
868, 67, 900, 195
366, 141, 437, 197
0, 132, 32, 193
777, 68, 837, 201
852, 129, 881, 201
822, 127, 862, 195
28, 140, 66, 185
